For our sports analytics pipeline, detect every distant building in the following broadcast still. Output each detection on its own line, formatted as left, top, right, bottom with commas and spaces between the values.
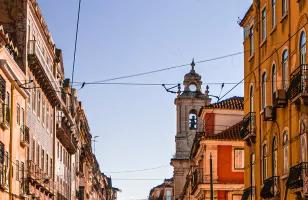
149, 178, 173, 200
180, 97, 245, 200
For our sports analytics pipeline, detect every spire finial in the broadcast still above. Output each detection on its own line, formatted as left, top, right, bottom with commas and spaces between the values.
191, 58, 195, 71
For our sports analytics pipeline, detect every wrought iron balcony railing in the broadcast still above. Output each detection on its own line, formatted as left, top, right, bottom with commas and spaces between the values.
286, 162, 308, 190
0, 103, 10, 130
241, 186, 255, 200
288, 64, 308, 102
20, 125, 30, 147
260, 176, 280, 198
240, 112, 256, 145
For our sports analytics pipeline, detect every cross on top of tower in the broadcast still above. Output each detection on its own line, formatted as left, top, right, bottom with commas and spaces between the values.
191, 58, 195, 72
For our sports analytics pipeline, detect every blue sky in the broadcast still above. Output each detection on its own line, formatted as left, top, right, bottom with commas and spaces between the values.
38, 1, 251, 199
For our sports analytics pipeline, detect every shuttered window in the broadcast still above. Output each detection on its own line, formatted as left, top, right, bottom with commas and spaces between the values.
0, 75, 6, 102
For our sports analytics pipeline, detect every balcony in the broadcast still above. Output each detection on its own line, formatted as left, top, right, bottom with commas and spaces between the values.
56, 117, 77, 154
20, 125, 30, 147
0, 103, 9, 130
27, 40, 61, 106
286, 162, 308, 194
0, 164, 8, 191
26, 160, 55, 197
260, 176, 280, 199
241, 186, 255, 200
20, 180, 29, 198
240, 112, 256, 145
288, 64, 308, 104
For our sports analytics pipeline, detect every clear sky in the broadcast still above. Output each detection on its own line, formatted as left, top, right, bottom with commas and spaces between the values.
38, 1, 251, 199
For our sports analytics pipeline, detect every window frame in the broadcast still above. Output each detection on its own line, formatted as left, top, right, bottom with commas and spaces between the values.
282, 0, 288, 17
262, 143, 268, 182
272, 137, 278, 176
300, 31, 306, 65
262, 72, 267, 109
271, 0, 276, 28
282, 50, 289, 90
261, 7, 267, 41
234, 148, 245, 170
283, 131, 289, 174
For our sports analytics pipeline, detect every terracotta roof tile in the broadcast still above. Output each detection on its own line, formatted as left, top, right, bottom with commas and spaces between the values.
205, 121, 243, 141
205, 96, 244, 110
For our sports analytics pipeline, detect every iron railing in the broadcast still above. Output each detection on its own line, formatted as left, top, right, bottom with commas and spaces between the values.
241, 186, 255, 200
287, 162, 308, 189
0, 103, 10, 128
260, 176, 280, 198
0, 164, 8, 190
288, 64, 308, 100
240, 112, 256, 143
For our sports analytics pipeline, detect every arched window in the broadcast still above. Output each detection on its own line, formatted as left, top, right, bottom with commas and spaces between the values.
272, 137, 278, 176
272, 65, 277, 96
250, 85, 254, 112
251, 153, 255, 186
300, 31, 306, 65
283, 131, 289, 174
282, 0, 287, 16
262, 73, 267, 109
282, 50, 289, 90
300, 121, 307, 162
189, 110, 197, 130
263, 144, 268, 181
271, 0, 276, 27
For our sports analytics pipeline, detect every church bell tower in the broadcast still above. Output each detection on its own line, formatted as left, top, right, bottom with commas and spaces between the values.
171, 60, 211, 200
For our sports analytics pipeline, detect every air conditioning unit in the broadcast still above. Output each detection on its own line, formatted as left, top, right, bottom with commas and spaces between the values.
263, 106, 276, 121
273, 89, 287, 108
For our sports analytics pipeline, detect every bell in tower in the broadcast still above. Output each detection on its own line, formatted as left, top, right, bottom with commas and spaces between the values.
171, 60, 211, 200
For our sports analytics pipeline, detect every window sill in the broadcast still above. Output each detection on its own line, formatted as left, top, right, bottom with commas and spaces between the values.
280, 14, 288, 23
249, 54, 255, 62
270, 26, 277, 35
260, 38, 267, 47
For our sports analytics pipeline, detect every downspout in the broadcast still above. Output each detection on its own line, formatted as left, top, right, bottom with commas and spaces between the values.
9, 83, 14, 200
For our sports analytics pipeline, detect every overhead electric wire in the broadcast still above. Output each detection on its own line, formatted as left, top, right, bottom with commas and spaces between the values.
105, 164, 170, 174
71, 0, 82, 89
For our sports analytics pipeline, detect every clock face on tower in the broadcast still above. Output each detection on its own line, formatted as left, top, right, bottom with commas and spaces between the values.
189, 84, 197, 92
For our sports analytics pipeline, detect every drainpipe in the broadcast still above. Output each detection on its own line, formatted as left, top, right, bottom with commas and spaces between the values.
8, 83, 14, 200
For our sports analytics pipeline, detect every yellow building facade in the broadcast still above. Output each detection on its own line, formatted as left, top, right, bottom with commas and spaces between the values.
240, 0, 308, 199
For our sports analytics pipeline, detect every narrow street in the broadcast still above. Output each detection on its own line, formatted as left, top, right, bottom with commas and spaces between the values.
0, 1, 307, 200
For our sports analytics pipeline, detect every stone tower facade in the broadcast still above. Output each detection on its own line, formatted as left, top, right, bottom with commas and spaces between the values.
171, 62, 211, 200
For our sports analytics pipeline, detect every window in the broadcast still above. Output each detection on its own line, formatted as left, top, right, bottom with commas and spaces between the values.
32, 87, 36, 112
42, 98, 45, 125
250, 85, 254, 112
283, 132, 289, 174
165, 189, 172, 200
272, 65, 277, 97
0, 75, 6, 102
249, 26, 254, 56
300, 31, 306, 65
20, 162, 24, 181
46, 106, 49, 131
234, 148, 244, 169
262, 73, 267, 109
272, 137, 278, 176
282, 0, 288, 16
271, 0, 276, 27
41, 149, 44, 171
50, 158, 53, 178
16, 160, 19, 181
37, 91, 41, 118
251, 153, 255, 186
32, 140, 35, 161
263, 144, 268, 181
57, 142, 59, 158
21, 108, 24, 126
282, 50, 289, 90
46, 154, 49, 174
17, 104, 20, 125
0, 142, 4, 164
262, 8, 267, 41
301, 133, 307, 162
37, 144, 40, 166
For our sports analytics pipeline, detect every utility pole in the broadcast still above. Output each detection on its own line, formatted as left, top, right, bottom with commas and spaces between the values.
210, 153, 214, 200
